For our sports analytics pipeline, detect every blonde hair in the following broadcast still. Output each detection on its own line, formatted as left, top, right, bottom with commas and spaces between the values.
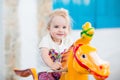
47, 8, 73, 30
40, 8, 73, 39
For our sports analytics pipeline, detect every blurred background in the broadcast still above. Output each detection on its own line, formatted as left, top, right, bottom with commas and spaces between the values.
0, 0, 120, 80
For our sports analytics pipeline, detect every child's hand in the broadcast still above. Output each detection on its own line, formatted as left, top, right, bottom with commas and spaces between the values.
51, 62, 62, 71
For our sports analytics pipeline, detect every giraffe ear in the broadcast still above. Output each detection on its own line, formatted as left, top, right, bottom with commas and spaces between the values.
81, 22, 94, 37
81, 22, 94, 43
74, 22, 94, 45
82, 22, 92, 31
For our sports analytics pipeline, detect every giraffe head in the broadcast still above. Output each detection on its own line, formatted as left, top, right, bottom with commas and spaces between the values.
72, 22, 110, 79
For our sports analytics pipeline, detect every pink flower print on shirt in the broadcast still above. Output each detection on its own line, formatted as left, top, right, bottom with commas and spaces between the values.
49, 49, 66, 62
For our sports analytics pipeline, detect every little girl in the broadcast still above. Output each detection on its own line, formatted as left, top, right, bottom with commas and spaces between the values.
38, 8, 73, 80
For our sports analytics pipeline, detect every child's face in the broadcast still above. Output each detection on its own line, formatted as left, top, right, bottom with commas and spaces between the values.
48, 15, 69, 42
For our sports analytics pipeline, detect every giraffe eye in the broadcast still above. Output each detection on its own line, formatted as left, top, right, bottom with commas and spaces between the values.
81, 54, 86, 58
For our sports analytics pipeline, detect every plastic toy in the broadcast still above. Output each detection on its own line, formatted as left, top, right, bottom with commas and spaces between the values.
14, 22, 110, 80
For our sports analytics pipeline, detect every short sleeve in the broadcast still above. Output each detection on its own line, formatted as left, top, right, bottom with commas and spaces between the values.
39, 35, 50, 49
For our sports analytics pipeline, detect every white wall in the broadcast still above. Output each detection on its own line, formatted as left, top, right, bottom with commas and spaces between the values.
0, 0, 4, 80
92, 28, 120, 80
18, 0, 38, 80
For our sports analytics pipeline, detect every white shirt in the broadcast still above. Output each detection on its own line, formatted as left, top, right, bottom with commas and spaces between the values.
37, 34, 73, 72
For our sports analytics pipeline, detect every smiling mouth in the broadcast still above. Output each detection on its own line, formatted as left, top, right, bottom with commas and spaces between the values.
57, 34, 65, 36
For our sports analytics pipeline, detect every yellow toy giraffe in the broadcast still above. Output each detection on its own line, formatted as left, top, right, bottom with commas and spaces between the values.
14, 22, 110, 80
60, 22, 110, 80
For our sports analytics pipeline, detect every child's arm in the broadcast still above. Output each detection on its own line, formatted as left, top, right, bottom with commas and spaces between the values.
40, 47, 62, 70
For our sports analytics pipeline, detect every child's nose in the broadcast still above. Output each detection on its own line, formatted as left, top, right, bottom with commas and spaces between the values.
59, 28, 64, 32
